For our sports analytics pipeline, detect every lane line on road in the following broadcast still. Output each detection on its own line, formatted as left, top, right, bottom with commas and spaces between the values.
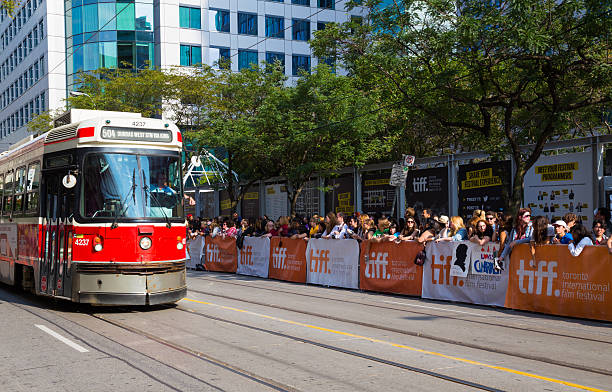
382, 300, 487, 316
183, 297, 607, 392
35, 324, 89, 353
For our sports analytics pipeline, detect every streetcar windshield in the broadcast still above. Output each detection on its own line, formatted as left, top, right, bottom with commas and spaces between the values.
81, 153, 183, 220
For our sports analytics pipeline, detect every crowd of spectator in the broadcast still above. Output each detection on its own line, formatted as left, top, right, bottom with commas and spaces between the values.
186, 206, 612, 269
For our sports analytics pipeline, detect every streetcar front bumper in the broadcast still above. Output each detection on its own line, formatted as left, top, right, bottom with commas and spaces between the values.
72, 261, 187, 305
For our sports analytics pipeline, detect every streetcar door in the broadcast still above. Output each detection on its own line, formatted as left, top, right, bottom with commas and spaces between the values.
56, 184, 74, 298
41, 174, 59, 295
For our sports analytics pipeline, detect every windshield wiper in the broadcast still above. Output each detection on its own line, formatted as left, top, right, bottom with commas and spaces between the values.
143, 183, 172, 228
110, 168, 137, 229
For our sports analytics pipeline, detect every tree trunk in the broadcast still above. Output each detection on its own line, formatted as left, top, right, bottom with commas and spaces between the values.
509, 164, 526, 216
289, 183, 306, 216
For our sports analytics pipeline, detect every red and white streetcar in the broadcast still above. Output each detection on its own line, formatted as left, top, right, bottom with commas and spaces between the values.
0, 110, 187, 305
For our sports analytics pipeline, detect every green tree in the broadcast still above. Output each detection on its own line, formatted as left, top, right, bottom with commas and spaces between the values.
67, 67, 170, 118
261, 65, 383, 214
184, 63, 287, 213
1, 1, 18, 16
312, 0, 612, 212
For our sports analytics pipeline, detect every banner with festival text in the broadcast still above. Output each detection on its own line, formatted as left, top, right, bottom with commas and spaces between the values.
237, 236, 270, 278
306, 239, 359, 289
204, 236, 238, 272
359, 240, 423, 296
268, 237, 308, 283
505, 244, 612, 322
422, 241, 508, 306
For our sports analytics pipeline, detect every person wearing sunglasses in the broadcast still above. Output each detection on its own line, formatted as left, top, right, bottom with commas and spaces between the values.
494, 208, 533, 271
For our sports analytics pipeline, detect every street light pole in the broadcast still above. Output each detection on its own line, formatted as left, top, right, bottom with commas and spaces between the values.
69, 91, 96, 109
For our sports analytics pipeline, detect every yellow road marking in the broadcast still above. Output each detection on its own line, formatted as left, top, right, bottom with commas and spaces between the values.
182, 297, 608, 392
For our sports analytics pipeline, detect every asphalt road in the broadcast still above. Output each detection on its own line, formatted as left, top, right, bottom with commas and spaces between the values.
1, 270, 611, 392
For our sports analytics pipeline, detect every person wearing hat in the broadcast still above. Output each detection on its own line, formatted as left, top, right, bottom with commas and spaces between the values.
552, 220, 573, 244
437, 215, 450, 238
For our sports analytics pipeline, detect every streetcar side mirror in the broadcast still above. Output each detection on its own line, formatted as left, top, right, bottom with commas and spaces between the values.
62, 174, 77, 189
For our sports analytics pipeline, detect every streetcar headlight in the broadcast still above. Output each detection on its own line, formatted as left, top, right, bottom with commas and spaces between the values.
93, 236, 103, 252
139, 236, 152, 250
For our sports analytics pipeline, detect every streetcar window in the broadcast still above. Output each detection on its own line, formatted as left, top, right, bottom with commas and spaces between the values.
3, 171, 13, 214
14, 166, 26, 213
80, 153, 183, 220
25, 161, 40, 213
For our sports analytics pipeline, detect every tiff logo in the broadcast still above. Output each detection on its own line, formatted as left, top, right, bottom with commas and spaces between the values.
413, 177, 428, 192
364, 252, 390, 279
517, 259, 560, 296
206, 244, 220, 263
240, 245, 253, 265
431, 254, 464, 287
272, 247, 287, 269
310, 249, 331, 274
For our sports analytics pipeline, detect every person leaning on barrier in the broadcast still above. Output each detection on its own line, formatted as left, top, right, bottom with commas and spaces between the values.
592, 219, 608, 245
399, 216, 420, 241
568, 223, 593, 256
563, 212, 578, 230
417, 218, 442, 245
469, 219, 491, 246
288, 217, 309, 240
435, 216, 468, 243
552, 220, 573, 244
594, 207, 612, 237
529, 216, 551, 260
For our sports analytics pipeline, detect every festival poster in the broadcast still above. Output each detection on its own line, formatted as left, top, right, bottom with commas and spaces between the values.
325, 174, 355, 215
359, 240, 423, 296
361, 170, 396, 216
219, 189, 236, 217
240, 185, 260, 220
449, 242, 472, 277
523, 152, 593, 226
405, 167, 449, 215
264, 183, 288, 221
506, 244, 612, 322
268, 237, 307, 283
294, 179, 320, 218
458, 161, 511, 219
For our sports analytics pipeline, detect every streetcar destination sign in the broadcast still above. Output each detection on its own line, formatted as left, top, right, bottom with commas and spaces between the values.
101, 126, 173, 142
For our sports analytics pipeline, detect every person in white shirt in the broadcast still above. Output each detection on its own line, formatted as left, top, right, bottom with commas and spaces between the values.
568, 223, 593, 257
328, 212, 349, 239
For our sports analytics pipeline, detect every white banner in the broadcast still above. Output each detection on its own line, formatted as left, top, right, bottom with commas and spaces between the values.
264, 183, 288, 221
449, 242, 472, 277
186, 236, 204, 269
524, 151, 593, 226
422, 242, 508, 306
237, 236, 270, 278
306, 239, 359, 289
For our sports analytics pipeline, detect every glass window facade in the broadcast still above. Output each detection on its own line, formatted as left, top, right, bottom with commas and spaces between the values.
238, 50, 258, 70
180, 45, 202, 66
292, 54, 310, 76
265, 52, 285, 71
238, 13, 257, 35
318, 0, 334, 9
209, 46, 230, 69
265, 16, 284, 39
65, 1, 155, 90
179, 6, 201, 29
292, 0, 309, 5
292, 19, 310, 41
209, 9, 230, 33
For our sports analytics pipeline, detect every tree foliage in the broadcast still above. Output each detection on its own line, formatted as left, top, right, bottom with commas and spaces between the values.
312, 0, 612, 212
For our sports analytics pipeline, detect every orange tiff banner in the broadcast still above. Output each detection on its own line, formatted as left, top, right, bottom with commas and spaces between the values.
204, 236, 238, 273
268, 237, 307, 283
505, 244, 612, 322
359, 240, 424, 296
